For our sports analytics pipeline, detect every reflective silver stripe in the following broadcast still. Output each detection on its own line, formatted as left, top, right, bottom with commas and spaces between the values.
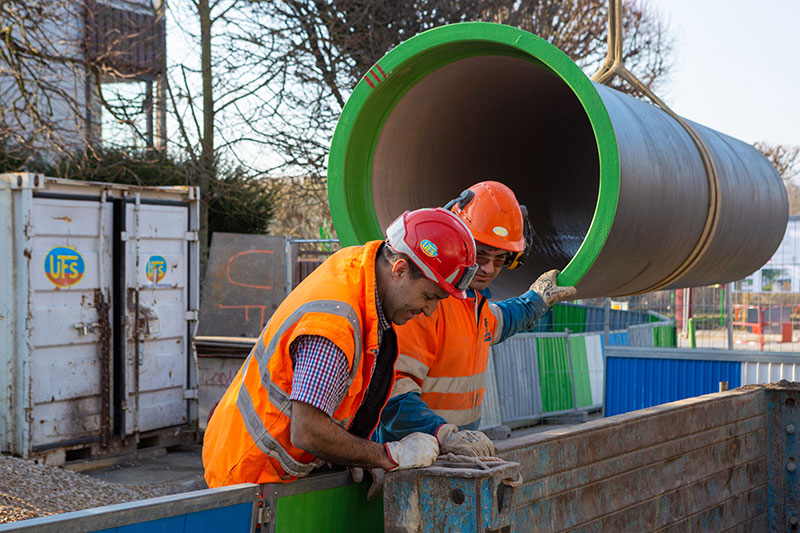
394, 353, 430, 381
488, 302, 503, 345
422, 373, 486, 394
390, 376, 422, 397
257, 300, 362, 411
235, 299, 363, 477
433, 403, 483, 427
236, 365, 315, 477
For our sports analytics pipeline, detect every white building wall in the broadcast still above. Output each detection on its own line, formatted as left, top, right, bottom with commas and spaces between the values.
735, 216, 800, 293
0, 2, 91, 159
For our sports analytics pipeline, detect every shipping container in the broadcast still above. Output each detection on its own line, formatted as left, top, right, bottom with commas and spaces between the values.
0, 173, 199, 464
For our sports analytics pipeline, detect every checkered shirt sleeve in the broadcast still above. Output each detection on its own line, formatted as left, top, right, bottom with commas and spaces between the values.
289, 335, 350, 417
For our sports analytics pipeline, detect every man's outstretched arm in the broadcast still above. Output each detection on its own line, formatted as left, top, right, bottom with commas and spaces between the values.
491, 269, 577, 343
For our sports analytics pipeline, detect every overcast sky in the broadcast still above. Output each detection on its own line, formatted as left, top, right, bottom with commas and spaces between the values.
647, 0, 799, 148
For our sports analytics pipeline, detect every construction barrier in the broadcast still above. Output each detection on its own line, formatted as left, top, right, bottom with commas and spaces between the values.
605, 345, 800, 416
481, 312, 675, 428
488, 332, 604, 427
732, 304, 794, 350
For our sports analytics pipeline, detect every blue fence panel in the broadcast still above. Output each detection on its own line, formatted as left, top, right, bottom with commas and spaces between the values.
93, 502, 254, 533
584, 307, 606, 332
605, 357, 742, 416
606, 331, 629, 346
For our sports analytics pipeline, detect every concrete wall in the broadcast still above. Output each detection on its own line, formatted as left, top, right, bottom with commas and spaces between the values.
496, 386, 769, 530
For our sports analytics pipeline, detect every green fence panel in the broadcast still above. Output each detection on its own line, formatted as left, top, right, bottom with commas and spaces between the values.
274, 481, 383, 533
568, 336, 593, 408
536, 337, 574, 412
652, 325, 677, 347
552, 305, 587, 333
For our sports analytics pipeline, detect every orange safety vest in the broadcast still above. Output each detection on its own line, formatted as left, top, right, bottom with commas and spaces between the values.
203, 240, 394, 487
391, 292, 500, 427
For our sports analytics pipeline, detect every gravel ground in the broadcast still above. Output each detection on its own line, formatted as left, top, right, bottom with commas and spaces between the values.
0, 454, 176, 524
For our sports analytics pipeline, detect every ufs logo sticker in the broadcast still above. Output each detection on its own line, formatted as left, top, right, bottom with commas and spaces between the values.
420, 240, 438, 257
146, 255, 167, 284
44, 246, 84, 287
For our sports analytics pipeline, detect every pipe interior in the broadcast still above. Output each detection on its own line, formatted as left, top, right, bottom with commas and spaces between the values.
372, 55, 600, 299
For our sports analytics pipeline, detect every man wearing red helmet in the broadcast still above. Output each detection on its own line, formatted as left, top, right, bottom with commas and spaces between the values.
203, 208, 477, 487
376, 181, 577, 458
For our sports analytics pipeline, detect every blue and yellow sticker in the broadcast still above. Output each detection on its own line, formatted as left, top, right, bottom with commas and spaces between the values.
146, 255, 167, 284
44, 246, 84, 287
420, 239, 438, 258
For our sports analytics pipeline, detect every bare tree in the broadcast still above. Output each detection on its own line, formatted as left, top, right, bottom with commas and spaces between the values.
755, 141, 800, 215
499, 0, 672, 96
218, 0, 673, 237
755, 142, 800, 183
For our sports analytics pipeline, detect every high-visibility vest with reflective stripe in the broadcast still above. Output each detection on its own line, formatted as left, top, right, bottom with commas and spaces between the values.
203, 240, 390, 487
391, 292, 500, 428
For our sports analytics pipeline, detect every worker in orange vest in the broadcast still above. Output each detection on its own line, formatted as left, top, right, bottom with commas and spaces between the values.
376, 181, 577, 457
203, 208, 478, 486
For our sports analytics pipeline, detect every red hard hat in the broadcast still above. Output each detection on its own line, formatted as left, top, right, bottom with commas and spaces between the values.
385, 208, 478, 299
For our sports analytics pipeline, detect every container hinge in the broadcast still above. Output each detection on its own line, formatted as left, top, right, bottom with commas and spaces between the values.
120, 231, 129, 242
184, 309, 198, 321
183, 388, 198, 400
185, 231, 199, 242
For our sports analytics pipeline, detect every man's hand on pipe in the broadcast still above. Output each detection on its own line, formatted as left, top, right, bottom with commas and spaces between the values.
436, 423, 496, 456
350, 432, 438, 500
530, 269, 577, 307
383, 432, 440, 471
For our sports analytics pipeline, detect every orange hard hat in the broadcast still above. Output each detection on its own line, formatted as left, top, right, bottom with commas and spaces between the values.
446, 181, 525, 253
386, 208, 478, 299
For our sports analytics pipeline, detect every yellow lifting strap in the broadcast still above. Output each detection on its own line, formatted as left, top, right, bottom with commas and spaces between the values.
591, 0, 721, 294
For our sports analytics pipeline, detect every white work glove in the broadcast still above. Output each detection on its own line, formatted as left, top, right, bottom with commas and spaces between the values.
530, 269, 577, 307
436, 423, 496, 457
383, 432, 440, 471
350, 466, 385, 501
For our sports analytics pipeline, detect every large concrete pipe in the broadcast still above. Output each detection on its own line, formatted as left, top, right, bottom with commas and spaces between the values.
327, 23, 787, 299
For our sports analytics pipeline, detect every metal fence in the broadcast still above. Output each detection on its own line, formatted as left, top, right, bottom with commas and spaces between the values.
580, 287, 800, 353
480, 305, 673, 430
575, 216, 800, 353
284, 238, 341, 294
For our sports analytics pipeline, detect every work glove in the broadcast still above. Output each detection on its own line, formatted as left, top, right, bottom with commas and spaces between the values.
436, 423, 496, 457
530, 269, 577, 307
350, 466, 385, 501
383, 432, 439, 471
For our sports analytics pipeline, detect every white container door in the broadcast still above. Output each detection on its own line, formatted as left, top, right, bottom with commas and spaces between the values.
124, 198, 190, 434
28, 195, 113, 450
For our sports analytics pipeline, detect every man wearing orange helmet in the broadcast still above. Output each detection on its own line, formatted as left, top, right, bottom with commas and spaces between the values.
203, 208, 478, 487
376, 181, 577, 458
